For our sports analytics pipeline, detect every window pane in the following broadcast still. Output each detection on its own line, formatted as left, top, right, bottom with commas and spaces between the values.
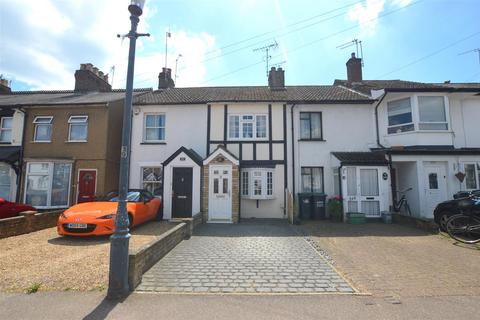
0, 165, 10, 200
388, 98, 412, 126
256, 115, 267, 138
267, 172, 273, 195
35, 124, 51, 141
242, 171, 249, 196
301, 168, 312, 192
360, 169, 379, 196
254, 179, 262, 195
29, 163, 49, 174
311, 167, 323, 193
229, 116, 239, 138
142, 167, 162, 196
0, 129, 11, 142
51, 163, 70, 206
2, 117, 12, 129
465, 164, 477, 189
418, 123, 448, 130
346, 167, 357, 196
300, 113, 310, 139
222, 178, 228, 194
242, 122, 253, 138
26, 174, 49, 207
213, 178, 219, 194
70, 124, 87, 141
428, 173, 438, 190
310, 113, 322, 139
418, 97, 446, 122
146, 128, 164, 141
387, 123, 415, 134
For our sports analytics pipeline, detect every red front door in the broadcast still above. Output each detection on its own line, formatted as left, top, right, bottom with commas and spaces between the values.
77, 170, 97, 203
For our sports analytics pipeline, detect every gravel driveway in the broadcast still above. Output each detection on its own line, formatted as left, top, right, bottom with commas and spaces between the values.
0, 221, 175, 292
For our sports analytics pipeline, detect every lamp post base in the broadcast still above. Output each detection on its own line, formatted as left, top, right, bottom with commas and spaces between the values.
107, 232, 131, 300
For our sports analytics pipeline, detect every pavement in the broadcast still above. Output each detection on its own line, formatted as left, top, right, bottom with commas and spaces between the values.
137, 220, 354, 293
1, 291, 480, 320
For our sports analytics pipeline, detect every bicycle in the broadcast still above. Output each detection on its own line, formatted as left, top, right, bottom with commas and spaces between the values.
446, 198, 480, 244
392, 187, 412, 216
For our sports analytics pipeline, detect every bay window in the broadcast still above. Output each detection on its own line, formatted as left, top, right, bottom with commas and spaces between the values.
144, 114, 165, 142
141, 167, 163, 196
241, 168, 275, 199
0, 117, 12, 142
301, 167, 324, 193
25, 162, 72, 208
228, 114, 268, 140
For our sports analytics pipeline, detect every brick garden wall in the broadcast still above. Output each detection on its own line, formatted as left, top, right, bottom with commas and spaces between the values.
0, 210, 63, 239
128, 222, 187, 290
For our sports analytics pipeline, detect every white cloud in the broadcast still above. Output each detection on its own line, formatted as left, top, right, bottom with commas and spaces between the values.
348, 0, 385, 37
0, 0, 215, 90
392, 0, 413, 7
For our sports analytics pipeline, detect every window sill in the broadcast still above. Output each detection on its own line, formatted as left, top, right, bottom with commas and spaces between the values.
298, 138, 326, 142
65, 140, 87, 143
141, 142, 166, 145
387, 130, 453, 137
31, 141, 51, 143
241, 196, 276, 200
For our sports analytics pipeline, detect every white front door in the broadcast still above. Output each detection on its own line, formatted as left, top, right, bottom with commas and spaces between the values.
343, 166, 386, 218
208, 165, 232, 222
424, 164, 447, 218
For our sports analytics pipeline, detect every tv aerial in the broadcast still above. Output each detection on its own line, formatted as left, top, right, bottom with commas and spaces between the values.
458, 48, 480, 64
253, 40, 279, 78
337, 39, 364, 66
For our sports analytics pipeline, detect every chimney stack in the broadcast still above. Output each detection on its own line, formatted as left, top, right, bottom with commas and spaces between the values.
0, 77, 11, 94
268, 67, 285, 90
74, 63, 111, 92
346, 52, 362, 83
158, 68, 175, 89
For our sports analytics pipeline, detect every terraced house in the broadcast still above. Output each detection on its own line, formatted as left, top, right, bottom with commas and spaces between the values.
0, 64, 150, 209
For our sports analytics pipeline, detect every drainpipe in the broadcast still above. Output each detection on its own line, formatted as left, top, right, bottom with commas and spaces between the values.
374, 92, 387, 149
16, 107, 27, 203
290, 103, 297, 222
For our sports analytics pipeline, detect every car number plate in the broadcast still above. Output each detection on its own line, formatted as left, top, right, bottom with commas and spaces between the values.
67, 223, 88, 229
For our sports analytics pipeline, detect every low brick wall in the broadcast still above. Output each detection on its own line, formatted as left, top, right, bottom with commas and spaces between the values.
0, 210, 63, 239
392, 213, 439, 233
128, 222, 187, 290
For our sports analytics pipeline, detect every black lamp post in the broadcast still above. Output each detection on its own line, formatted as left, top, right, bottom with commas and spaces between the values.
107, 0, 149, 300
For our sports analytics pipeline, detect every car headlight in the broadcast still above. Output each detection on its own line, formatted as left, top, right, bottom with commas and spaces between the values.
97, 214, 115, 220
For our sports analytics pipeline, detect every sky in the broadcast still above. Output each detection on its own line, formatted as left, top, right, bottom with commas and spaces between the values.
0, 0, 479, 91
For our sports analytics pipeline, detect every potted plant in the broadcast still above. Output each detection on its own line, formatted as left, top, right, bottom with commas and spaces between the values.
327, 195, 343, 222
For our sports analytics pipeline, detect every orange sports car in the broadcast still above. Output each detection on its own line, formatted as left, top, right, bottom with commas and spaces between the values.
57, 189, 161, 236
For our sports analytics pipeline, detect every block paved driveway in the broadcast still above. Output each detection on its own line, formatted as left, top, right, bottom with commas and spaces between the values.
136, 220, 354, 294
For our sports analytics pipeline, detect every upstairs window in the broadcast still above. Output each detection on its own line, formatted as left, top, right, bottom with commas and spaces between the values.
387, 98, 413, 134
228, 114, 268, 140
241, 168, 275, 199
144, 114, 165, 142
33, 116, 53, 142
0, 117, 12, 143
300, 112, 322, 140
68, 115, 88, 142
418, 96, 448, 130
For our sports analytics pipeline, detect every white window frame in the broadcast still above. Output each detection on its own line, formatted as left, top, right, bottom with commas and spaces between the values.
240, 168, 275, 199
68, 115, 88, 142
463, 162, 480, 191
24, 161, 72, 209
386, 95, 450, 135
143, 113, 166, 142
0, 116, 13, 143
140, 166, 163, 196
33, 116, 53, 142
387, 97, 414, 134
228, 114, 269, 140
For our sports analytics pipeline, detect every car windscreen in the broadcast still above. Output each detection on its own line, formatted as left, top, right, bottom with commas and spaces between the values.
108, 191, 141, 202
